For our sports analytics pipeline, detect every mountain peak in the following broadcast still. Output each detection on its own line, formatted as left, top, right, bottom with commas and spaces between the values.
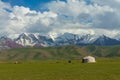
93, 35, 120, 46
0, 32, 120, 50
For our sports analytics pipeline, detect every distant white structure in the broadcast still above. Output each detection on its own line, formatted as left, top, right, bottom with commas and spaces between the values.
82, 56, 96, 63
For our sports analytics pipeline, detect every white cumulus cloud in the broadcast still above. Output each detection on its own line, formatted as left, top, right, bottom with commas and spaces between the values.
0, 0, 120, 37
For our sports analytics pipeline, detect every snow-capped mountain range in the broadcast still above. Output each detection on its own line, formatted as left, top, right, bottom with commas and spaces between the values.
0, 32, 120, 50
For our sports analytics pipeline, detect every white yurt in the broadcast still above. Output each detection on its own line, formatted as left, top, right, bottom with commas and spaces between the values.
82, 56, 96, 63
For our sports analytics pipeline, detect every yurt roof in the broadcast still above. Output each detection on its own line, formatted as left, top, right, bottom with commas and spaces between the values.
83, 56, 95, 59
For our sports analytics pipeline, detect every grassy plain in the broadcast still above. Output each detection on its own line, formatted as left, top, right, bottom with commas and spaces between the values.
0, 59, 120, 80
0, 45, 120, 80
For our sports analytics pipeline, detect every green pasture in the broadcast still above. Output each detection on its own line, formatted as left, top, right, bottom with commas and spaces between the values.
0, 45, 120, 80
0, 59, 120, 80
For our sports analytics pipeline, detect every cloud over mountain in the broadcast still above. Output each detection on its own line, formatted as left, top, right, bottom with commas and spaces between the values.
0, 0, 120, 37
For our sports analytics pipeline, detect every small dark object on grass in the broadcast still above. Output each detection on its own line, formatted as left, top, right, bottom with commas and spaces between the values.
68, 60, 71, 63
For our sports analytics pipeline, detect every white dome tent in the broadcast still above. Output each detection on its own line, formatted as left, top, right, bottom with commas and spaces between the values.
82, 56, 96, 63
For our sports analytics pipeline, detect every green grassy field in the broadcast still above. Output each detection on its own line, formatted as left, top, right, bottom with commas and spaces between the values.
0, 59, 120, 80
0, 45, 120, 80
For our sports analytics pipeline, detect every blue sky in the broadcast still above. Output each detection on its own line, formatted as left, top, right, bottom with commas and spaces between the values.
1, 0, 91, 11
1, 0, 67, 11
0, 0, 120, 37
2, 0, 53, 11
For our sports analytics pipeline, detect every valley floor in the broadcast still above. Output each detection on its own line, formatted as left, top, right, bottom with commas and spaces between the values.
0, 59, 120, 80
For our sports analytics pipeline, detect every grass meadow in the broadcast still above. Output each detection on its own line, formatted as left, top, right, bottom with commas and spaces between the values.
0, 59, 120, 80
0, 45, 120, 80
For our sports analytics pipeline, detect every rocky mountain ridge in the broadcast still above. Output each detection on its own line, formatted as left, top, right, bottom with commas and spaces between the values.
0, 33, 120, 50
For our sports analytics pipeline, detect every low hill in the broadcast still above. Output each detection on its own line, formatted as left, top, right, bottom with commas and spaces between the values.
0, 45, 120, 61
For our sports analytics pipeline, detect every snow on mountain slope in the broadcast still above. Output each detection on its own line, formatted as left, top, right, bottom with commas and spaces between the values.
113, 34, 120, 41
1, 32, 120, 48
14, 33, 54, 47
93, 35, 120, 46
54, 33, 77, 45
15, 33, 40, 46
76, 34, 99, 44
14, 33, 120, 46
